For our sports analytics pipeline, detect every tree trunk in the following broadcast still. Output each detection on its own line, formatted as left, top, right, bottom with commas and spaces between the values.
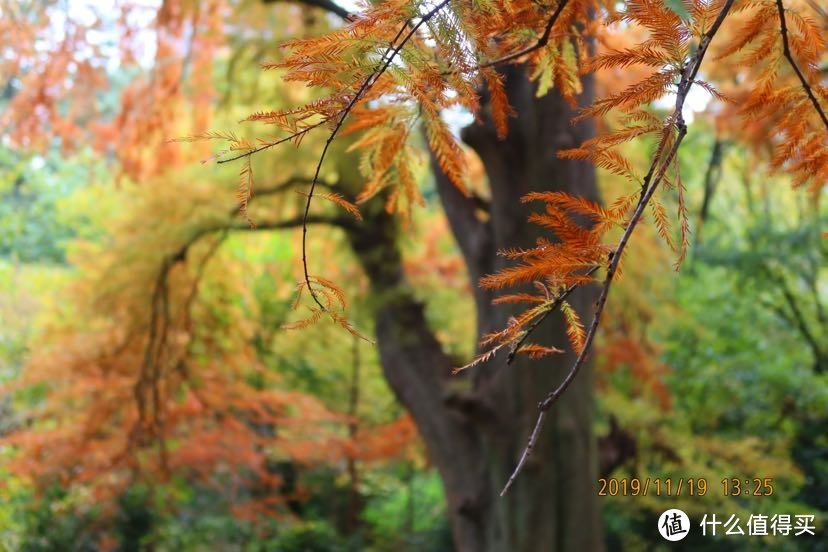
342, 64, 602, 552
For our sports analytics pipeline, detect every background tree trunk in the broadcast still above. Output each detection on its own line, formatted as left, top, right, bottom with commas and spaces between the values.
342, 65, 603, 551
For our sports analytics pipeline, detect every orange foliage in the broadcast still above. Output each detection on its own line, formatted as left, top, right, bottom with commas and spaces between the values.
1, 0, 222, 180
707, 0, 827, 192
1, 199, 414, 519
599, 318, 673, 411
202, 0, 824, 370
2, 0, 826, 513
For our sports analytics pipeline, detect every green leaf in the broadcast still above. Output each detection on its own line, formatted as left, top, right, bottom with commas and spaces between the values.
664, 0, 691, 21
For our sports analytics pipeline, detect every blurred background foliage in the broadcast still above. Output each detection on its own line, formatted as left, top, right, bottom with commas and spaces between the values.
0, 0, 825, 550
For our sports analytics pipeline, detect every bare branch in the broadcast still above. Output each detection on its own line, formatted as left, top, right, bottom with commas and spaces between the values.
760, 264, 826, 374
695, 138, 727, 245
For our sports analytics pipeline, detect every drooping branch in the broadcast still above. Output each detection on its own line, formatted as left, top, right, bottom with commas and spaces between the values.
775, 0, 828, 131
232, 0, 578, 317
175, 231, 228, 409
132, 205, 352, 447
500, 0, 737, 496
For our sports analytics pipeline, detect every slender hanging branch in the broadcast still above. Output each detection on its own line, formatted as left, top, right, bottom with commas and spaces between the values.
775, 0, 828, 131
500, 0, 737, 496
212, 7, 445, 311
295, 0, 451, 312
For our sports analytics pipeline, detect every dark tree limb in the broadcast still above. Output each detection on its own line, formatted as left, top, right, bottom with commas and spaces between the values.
133, 206, 351, 450
254, 176, 339, 200
430, 151, 495, 341
695, 138, 726, 245
342, 194, 491, 550
760, 264, 826, 374
598, 416, 637, 479
345, 335, 361, 534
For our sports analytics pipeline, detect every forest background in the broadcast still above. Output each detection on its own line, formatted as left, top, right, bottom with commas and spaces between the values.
0, 0, 825, 550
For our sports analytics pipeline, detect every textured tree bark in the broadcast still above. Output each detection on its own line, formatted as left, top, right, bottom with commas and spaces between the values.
342, 64, 603, 551
462, 66, 602, 552
344, 203, 491, 550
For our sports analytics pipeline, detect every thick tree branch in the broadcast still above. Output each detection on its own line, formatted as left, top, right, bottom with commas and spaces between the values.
176, 214, 356, 258
216, 123, 323, 165
254, 176, 339, 199
430, 150, 491, 274
803, 0, 827, 20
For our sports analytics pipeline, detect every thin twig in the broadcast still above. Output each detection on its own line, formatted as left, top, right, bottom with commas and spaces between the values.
501, 0, 736, 496
775, 0, 828, 131
803, 0, 827, 19
505, 266, 600, 365
216, 124, 322, 165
